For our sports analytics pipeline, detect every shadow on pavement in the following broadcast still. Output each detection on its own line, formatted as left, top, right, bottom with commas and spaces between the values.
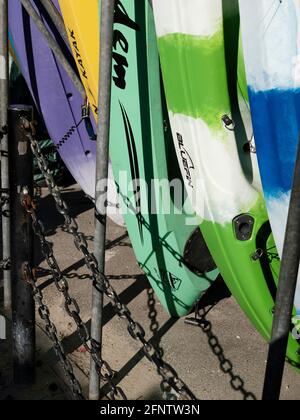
185, 278, 257, 400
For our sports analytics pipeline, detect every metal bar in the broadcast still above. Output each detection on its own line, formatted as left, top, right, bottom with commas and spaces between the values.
38, 0, 70, 47
19, 0, 86, 99
262, 136, 300, 400
0, 0, 11, 311
90, 0, 115, 401
9, 105, 35, 385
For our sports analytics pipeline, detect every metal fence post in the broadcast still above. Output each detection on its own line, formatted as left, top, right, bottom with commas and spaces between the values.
39, 0, 70, 47
262, 136, 300, 400
90, 0, 115, 400
9, 105, 35, 385
0, 0, 10, 311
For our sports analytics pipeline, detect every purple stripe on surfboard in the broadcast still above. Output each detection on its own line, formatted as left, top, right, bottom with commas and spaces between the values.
9, 0, 124, 225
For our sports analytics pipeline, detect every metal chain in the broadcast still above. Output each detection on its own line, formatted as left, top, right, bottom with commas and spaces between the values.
196, 308, 256, 401
0, 187, 9, 218
20, 187, 126, 401
0, 258, 10, 270
147, 288, 176, 400
147, 288, 165, 396
22, 263, 84, 400
0, 190, 9, 206
24, 120, 196, 401
0, 124, 8, 140
249, 141, 256, 154
0, 188, 10, 272
244, 137, 256, 154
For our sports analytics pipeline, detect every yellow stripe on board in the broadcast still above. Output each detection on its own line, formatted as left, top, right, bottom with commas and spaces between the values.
59, 0, 100, 117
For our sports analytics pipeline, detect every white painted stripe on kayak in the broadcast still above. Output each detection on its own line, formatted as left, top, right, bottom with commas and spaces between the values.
0, 55, 6, 80
169, 112, 259, 225
153, 0, 222, 38
240, 0, 300, 90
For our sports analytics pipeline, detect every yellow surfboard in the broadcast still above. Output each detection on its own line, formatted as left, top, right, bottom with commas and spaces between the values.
59, 0, 99, 117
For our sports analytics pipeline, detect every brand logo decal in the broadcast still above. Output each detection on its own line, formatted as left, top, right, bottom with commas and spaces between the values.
112, 0, 140, 90
177, 133, 194, 189
155, 269, 182, 291
68, 28, 98, 115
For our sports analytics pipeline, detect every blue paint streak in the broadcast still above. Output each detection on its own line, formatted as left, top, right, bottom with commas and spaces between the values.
248, 87, 300, 199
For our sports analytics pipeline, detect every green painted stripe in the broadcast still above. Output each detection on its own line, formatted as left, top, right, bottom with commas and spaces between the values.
157, 30, 230, 130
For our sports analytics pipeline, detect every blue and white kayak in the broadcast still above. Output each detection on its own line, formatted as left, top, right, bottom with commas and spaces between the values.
239, 0, 300, 315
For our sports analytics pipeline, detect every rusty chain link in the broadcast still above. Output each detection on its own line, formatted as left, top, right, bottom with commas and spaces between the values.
23, 119, 196, 401
147, 288, 176, 400
0, 258, 10, 270
23, 263, 84, 400
0, 181, 10, 270
196, 308, 256, 401
21, 183, 126, 400
20, 119, 126, 400
0, 189, 9, 206
0, 187, 9, 220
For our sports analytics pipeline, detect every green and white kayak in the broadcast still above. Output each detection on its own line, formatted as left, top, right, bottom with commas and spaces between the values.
153, 0, 300, 367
